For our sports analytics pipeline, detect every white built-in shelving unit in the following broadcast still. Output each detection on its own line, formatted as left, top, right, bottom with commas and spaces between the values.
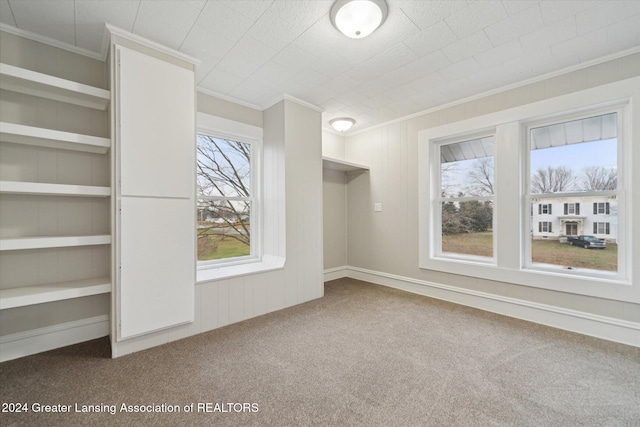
322, 156, 369, 173
0, 62, 112, 310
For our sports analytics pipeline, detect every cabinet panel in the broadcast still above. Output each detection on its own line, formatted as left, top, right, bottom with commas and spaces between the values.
117, 46, 194, 198
118, 197, 194, 339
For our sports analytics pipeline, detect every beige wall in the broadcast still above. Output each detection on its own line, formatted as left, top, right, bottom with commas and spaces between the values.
322, 130, 347, 270
197, 92, 262, 128
322, 130, 346, 160
323, 168, 347, 270
0, 31, 106, 88
344, 52, 640, 324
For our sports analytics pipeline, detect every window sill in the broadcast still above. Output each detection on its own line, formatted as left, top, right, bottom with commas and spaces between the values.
196, 255, 285, 284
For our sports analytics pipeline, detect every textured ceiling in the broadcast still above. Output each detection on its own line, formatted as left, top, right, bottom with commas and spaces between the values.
1, 0, 639, 133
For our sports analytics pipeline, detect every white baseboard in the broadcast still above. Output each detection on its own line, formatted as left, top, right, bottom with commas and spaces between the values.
0, 315, 109, 362
344, 266, 640, 348
323, 266, 349, 281
3, 267, 637, 362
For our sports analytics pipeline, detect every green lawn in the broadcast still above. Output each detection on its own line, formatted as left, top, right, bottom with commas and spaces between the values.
442, 232, 617, 271
532, 239, 617, 271
197, 232, 250, 261
442, 231, 493, 257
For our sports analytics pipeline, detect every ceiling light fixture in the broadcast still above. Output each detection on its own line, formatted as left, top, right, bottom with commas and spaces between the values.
330, 117, 356, 132
330, 0, 388, 39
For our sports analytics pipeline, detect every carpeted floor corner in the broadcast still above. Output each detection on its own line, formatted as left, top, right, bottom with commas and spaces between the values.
1, 278, 639, 426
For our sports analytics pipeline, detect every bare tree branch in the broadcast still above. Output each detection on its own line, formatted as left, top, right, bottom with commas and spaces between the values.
531, 166, 575, 194
466, 157, 494, 196
197, 136, 252, 250
580, 166, 617, 191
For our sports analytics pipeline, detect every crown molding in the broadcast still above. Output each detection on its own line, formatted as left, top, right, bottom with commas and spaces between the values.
282, 94, 324, 113
0, 23, 104, 61
197, 87, 263, 111
105, 24, 200, 66
348, 45, 640, 137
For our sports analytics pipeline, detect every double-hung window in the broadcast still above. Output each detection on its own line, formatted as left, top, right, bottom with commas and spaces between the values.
436, 135, 494, 261
419, 76, 637, 302
539, 221, 553, 233
594, 202, 610, 215
594, 222, 610, 235
565, 203, 579, 215
196, 132, 258, 264
525, 110, 620, 274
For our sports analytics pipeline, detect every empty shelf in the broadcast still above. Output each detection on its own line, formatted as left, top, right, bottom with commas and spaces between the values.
0, 235, 112, 251
0, 122, 110, 154
322, 156, 369, 173
0, 277, 111, 310
0, 63, 110, 110
0, 181, 110, 197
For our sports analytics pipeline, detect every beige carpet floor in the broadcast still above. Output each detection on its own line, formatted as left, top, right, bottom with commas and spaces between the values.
1, 278, 639, 426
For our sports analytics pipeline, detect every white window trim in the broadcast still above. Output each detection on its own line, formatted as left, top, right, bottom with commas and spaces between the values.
196, 112, 285, 283
418, 76, 638, 304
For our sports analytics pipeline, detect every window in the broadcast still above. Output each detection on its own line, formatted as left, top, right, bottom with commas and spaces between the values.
594, 222, 610, 235
436, 135, 494, 260
564, 203, 580, 215
195, 112, 284, 283
197, 134, 256, 263
594, 202, 610, 215
539, 221, 552, 233
419, 76, 636, 301
526, 111, 620, 274
539, 204, 552, 214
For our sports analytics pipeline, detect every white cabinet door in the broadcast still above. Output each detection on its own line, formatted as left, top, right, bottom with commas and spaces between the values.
117, 46, 194, 198
115, 46, 195, 340
118, 197, 194, 339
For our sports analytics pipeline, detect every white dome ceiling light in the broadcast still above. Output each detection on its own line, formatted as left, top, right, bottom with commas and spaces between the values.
330, 117, 356, 132
330, 0, 389, 39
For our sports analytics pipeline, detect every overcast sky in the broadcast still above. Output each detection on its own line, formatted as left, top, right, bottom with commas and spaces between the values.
530, 138, 617, 172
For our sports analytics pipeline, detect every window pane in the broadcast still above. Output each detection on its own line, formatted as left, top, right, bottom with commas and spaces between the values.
530, 113, 617, 194
197, 199, 251, 261
197, 135, 251, 197
441, 200, 493, 257
530, 196, 617, 272
440, 136, 494, 197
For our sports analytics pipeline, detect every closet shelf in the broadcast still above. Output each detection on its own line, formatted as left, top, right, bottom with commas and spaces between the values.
0, 63, 110, 110
0, 181, 110, 197
0, 122, 110, 154
322, 156, 369, 173
0, 277, 111, 310
0, 235, 112, 251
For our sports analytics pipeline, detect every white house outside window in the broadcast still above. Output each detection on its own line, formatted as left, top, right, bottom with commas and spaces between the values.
526, 110, 620, 274
420, 78, 636, 300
